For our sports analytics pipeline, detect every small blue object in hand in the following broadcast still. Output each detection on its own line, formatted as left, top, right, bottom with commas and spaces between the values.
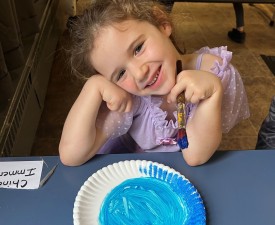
177, 129, 189, 149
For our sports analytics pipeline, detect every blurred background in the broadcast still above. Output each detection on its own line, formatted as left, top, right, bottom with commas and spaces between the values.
1, 1, 275, 156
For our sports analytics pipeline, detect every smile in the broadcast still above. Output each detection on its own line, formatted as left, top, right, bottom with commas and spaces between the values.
147, 70, 160, 87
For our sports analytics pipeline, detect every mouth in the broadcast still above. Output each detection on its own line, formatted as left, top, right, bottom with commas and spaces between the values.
146, 67, 161, 88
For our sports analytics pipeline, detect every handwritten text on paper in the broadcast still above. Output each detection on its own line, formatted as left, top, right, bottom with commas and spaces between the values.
0, 161, 43, 189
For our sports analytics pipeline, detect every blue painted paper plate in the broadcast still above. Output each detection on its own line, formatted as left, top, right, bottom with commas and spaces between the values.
73, 160, 206, 225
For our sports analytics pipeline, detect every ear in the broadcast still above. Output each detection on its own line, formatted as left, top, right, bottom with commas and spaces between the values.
159, 22, 172, 37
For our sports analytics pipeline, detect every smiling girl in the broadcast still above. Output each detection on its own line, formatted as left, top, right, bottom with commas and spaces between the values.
59, 0, 250, 166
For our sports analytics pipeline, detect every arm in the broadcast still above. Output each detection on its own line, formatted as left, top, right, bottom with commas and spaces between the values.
183, 73, 223, 166
171, 69, 223, 166
172, 51, 248, 166
168, 54, 223, 166
59, 75, 132, 166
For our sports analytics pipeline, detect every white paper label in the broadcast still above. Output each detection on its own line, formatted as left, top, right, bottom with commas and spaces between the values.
0, 161, 43, 189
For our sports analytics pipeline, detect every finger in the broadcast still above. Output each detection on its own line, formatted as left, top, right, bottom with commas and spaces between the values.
106, 102, 118, 111
124, 100, 132, 113
116, 101, 128, 112
117, 100, 132, 113
184, 88, 193, 102
189, 92, 206, 104
189, 95, 200, 104
167, 92, 176, 104
167, 84, 186, 103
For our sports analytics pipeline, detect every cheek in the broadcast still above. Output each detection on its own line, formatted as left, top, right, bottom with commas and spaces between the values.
119, 79, 137, 94
146, 42, 164, 58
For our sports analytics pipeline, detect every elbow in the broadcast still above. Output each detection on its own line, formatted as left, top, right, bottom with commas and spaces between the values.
182, 145, 218, 167
183, 131, 222, 167
184, 155, 209, 167
59, 142, 85, 167
59, 153, 80, 167
59, 135, 99, 166
59, 151, 79, 167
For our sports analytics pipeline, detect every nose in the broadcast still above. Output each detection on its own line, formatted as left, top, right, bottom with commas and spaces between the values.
128, 61, 149, 82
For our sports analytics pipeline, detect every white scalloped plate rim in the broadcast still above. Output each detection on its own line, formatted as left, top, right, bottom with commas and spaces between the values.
73, 160, 205, 225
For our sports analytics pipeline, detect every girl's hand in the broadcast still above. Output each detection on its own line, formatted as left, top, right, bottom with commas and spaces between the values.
95, 75, 133, 112
167, 70, 221, 104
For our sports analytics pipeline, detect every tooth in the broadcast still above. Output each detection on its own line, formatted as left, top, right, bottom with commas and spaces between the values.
148, 74, 159, 86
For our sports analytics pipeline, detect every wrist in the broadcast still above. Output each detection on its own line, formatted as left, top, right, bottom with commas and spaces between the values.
84, 76, 104, 103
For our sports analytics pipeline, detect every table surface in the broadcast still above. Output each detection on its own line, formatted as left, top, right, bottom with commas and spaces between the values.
1, 150, 275, 225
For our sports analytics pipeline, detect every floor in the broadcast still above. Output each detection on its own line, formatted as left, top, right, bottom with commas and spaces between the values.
31, 2, 275, 156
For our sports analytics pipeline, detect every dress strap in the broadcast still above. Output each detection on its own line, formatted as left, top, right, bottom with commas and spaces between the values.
196, 53, 204, 70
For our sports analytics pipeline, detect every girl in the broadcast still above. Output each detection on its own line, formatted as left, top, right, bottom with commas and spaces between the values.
59, 0, 250, 166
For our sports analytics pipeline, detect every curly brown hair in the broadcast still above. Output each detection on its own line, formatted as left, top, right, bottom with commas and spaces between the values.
68, 0, 172, 80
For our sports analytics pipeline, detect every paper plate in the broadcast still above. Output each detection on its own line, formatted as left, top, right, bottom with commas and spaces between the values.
73, 160, 206, 225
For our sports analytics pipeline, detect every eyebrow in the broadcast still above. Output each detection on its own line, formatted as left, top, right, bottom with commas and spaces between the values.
110, 34, 144, 81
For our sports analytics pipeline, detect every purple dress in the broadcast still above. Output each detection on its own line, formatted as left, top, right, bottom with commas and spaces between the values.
97, 46, 250, 153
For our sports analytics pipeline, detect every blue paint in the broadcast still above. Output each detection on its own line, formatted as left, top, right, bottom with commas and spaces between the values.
99, 177, 187, 224
99, 164, 205, 224
178, 135, 189, 149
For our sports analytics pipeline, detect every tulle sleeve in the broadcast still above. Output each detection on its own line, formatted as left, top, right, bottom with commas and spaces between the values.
96, 96, 140, 139
195, 46, 250, 133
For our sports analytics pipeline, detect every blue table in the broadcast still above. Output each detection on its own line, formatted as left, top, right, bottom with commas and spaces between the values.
1, 150, 275, 225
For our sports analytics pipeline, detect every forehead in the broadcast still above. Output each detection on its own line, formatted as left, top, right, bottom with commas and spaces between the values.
93, 20, 154, 49
94, 20, 139, 49
90, 20, 155, 76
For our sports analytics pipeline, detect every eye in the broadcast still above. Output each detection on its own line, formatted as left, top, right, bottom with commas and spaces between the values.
134, 42, 144, 56
117, 69, 126, 81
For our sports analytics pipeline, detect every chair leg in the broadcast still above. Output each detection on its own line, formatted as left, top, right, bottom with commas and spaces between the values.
250, 3, 275, 26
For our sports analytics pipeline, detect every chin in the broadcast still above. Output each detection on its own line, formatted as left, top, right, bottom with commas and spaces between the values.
139, 83, 174, 96
150, 90, 170, 97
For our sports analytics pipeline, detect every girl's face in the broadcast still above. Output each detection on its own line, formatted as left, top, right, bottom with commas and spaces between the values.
90, 19, 179, 96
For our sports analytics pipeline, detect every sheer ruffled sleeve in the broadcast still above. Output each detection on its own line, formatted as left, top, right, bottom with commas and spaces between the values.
195, 46, 250, 133
96, 95, 140, 139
